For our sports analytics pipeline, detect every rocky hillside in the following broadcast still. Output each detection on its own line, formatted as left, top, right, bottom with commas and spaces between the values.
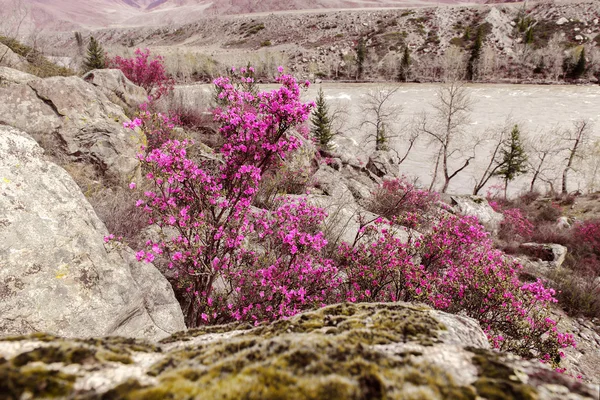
1, 303, 598, 399
41, 0, 599, 83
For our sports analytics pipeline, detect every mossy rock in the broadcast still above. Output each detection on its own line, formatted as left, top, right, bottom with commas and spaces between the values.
0, 358, 76, 399
0, 303, 593, 399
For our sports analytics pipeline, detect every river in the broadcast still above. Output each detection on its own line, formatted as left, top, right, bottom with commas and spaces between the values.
174, 82, 600, 196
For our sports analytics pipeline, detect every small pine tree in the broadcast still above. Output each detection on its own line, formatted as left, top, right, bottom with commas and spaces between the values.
311, 87, 334, 151
83, 36, 105, 72
496, 125, 528, 198
572, 47, 586, 79
466, 26, 483, 81
525, 27, 534, 45
356, 38, 366, 80
398, 46, 411, 82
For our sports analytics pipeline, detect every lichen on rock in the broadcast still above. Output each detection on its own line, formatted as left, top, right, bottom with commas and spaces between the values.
0, 302, 596, 399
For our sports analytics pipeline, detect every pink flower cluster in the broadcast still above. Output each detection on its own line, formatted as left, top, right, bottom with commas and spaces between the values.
336, 214, 575, 367
124, 102, 180, 151
109, 48, 174, 100
367, 176, 440, 228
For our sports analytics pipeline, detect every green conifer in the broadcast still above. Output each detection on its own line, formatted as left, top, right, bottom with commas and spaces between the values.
83, 36, 105, 72
398, 46, 411, 82
310, 87, 334, 151
496, 125, 528, 197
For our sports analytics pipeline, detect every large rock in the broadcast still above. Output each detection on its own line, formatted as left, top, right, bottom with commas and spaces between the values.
83, 69, 148, 113
0, 75, 143, 184
520, 243, 568, 268
0, 127, 185, 340
450, 195, 504, 235
0, 43, 28, 70
0, 302, 595, 399
0, 66, 37, 85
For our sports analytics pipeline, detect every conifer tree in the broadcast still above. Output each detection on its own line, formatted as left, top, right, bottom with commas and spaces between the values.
496, 125, 528, 198
311, 87, 334, 151
398, 46, 411, 82
83, 36, 105, 72
466, 26, 483, 81
572, 47, 586, 79
356, 38, 366, 80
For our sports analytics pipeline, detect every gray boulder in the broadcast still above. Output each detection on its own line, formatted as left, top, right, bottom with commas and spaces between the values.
0, 75, 143, 185
521, 243, 568, 268
366, 149, 401, 178
450, 195, 504, 234
0, 66, 37, 85
0, 43, 28, 70
83, 68, 148, 112
0, 127, 185, 340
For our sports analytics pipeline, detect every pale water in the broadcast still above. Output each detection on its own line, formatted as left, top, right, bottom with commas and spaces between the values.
175, 83, 600, 196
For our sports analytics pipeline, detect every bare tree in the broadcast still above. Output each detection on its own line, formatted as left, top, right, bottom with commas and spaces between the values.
537, 33, 565, 82
472, 121, 513, 195
526, 128, 561, 193
561, 120, 593, 194
420, 81, 476, 193
0, 0, 28, 66
359, 86, 401, 152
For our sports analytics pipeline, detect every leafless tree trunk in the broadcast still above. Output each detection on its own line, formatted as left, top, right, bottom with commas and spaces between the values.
360, 86, 401, 152
0, 0, 28, 66
419, 80, 476, 193
472, 122, 513, 195
527, 129, 560, 192
562, 120, 592, 194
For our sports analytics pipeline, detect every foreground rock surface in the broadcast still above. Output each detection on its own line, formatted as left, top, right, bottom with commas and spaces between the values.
0, 74, 142, 184
0, 302, 594, 400
0, 127, 185, 341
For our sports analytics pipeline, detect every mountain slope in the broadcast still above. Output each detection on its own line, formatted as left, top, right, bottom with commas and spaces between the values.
0, 0, 493, 32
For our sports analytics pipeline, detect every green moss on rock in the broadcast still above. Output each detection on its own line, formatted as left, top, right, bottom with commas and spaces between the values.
11, 343, 133, 366
0, 358, 76, 398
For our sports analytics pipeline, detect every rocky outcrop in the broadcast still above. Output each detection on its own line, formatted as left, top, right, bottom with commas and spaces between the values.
83, 69, 148, 113
0, 302, 595, 399
520, 243, 568, 268
450, 195, 504, 235
0, 66, 37, 85
0, 75, 143, 185
0, 127, 185, 341
0, 43, 28, 70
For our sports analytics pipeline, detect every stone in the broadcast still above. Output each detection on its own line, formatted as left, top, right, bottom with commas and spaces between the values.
520, 243, 568, 268
575, 35, 584, 41
0, 302, 596, 399
0, 66, 37, 85
366, 150, 401, 178
557, 216, 571, 229
449, 195, 504, 235
0, 126, 185, 340
0, 75, 143, 185
0, 43, 28, 70
83, 69, 148, 113
556, 17, 569, 25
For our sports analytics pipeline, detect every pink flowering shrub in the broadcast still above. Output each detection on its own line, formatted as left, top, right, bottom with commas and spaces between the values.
337, 214, 575, 367
499, 208, 534, 240
366, 176, 439, 228
109, 48, 174, 100
122, 69, 575, 369
129, 71, 325, 327
125, 102, 181, 151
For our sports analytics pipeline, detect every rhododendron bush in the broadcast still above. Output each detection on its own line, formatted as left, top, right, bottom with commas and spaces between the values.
121, 69, 574, 368
109, 48, 173, 100
336, 215, 575, 367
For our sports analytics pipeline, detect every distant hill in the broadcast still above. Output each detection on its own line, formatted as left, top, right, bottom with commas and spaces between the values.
0, 0, 496, 33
